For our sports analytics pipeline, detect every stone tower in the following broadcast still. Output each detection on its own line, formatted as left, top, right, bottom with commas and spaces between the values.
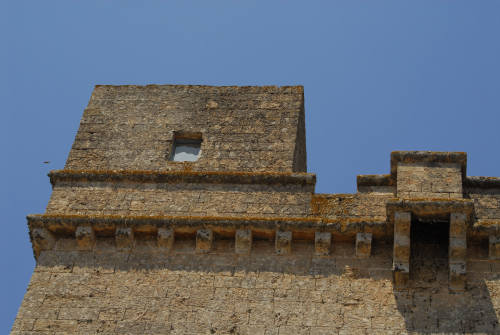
12, 85, 500, 334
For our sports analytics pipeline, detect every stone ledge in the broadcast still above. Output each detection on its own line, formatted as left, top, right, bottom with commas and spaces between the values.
386, 198, 475, 224
472, 220, 500, 234
465, 176, 500, 189
27, 214, 388, 239
93, 84, 304, 95
48, 170, 316, 188
357, 174, 393, 187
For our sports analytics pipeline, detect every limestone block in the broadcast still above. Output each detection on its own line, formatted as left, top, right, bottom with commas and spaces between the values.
450, 213, 467, 239
449, 262, 466, 291
355, 233, 372, 258
394, 212, 411, 235
396, 162, 462, 199
75, 226, 95, 251
31, 228, 55, 257
275, 230, 292, 255
196, 229, 213, 253
157, 228, 174, 251
489, 235, 500, 260
314, 232, 331, 256
235, 229, 252, 254
449, 237, 467, 262
115, 227, 134, 250
393, 243, 410, 263
393, 211, 411, 273
393, 262, 410, 290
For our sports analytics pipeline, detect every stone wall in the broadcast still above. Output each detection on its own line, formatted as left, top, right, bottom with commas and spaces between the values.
12, 238, 500, 334
396, 162, 462, 199
46, 182, 312, 218
311, 194, 392, 221
466, 188, 500, 221
65, 85, 306, 173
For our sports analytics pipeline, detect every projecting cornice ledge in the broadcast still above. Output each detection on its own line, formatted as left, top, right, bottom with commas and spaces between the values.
27, 214, 387, 237
48, 170, 316, 187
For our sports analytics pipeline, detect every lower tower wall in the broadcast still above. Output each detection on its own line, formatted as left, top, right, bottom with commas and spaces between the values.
12, 238, 500, 334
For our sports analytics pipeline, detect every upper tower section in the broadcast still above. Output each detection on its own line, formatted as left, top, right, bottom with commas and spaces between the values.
65, 85, 307, 172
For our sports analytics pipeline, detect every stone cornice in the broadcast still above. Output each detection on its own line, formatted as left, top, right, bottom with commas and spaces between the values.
27, 214, 387, 238
386, 198, 475, 224
465, 176, 500, 189
48, 170, 316, 188
357, 174, 393, 187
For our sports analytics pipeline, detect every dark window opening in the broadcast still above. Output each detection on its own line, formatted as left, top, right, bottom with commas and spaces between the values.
410, 217, 449, 284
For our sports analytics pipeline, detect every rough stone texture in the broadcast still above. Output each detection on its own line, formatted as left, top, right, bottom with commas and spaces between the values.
12, 239, 500, 335
397, 162, 463, 199
466, 187, 500, 221
235, 230, 252, 255
157, 228, 174, 251
196, 229, 213, 253
275, 231, 292, 255
490, 235, 500, 260
314, 232, 331, 256
65, 85, 306, 173
310, 193, 391, 221
115, 227, 134, 250
355, 233, 372, 258
30, 228, 56, 258
449, 213, 467, 291
75, 226, 95, 251
13, 85, 500, 334
46, 183, 312, 218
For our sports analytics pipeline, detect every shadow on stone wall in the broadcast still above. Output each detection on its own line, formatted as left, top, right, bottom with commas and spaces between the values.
28, 238, 500, 334
394, 280, 499, 334
393, 237, 500, 334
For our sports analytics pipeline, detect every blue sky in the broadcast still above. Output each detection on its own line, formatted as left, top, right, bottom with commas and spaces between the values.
2, 1, 500, 331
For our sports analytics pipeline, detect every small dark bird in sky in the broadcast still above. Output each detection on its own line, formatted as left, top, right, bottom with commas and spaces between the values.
43, 161, 50, 164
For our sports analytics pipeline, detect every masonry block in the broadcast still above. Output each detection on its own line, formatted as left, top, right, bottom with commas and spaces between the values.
196, 229, 213, 253
393, 268, 410, 290
355, 233, 372, 258
449, 237, 467, 262
449, 262, 466, 292
394, 212, 411, 235
489, 235, 500, 260
75, 226, 95, 251
157, 228, 174, 251
31, 228, 55, 257
115, 227, 134, 250
235, 229, 252, 254
314, 232, 331, 256
393, 243, 410, 263
275, 230, 292, 255
450, 213, 467, 239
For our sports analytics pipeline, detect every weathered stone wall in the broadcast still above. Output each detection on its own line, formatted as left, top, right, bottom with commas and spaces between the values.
311, 194, 392, 221
46, 182, 312, 218
12, 238, 500, 334
466, 188, 500, 221
65, 85, 306, 173
396, 162, 462, 199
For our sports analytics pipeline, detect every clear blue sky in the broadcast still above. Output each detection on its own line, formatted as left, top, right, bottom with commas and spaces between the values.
2, 1, 500, 331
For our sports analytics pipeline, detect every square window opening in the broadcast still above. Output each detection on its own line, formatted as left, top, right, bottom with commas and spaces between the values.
170, 135, 202, 162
